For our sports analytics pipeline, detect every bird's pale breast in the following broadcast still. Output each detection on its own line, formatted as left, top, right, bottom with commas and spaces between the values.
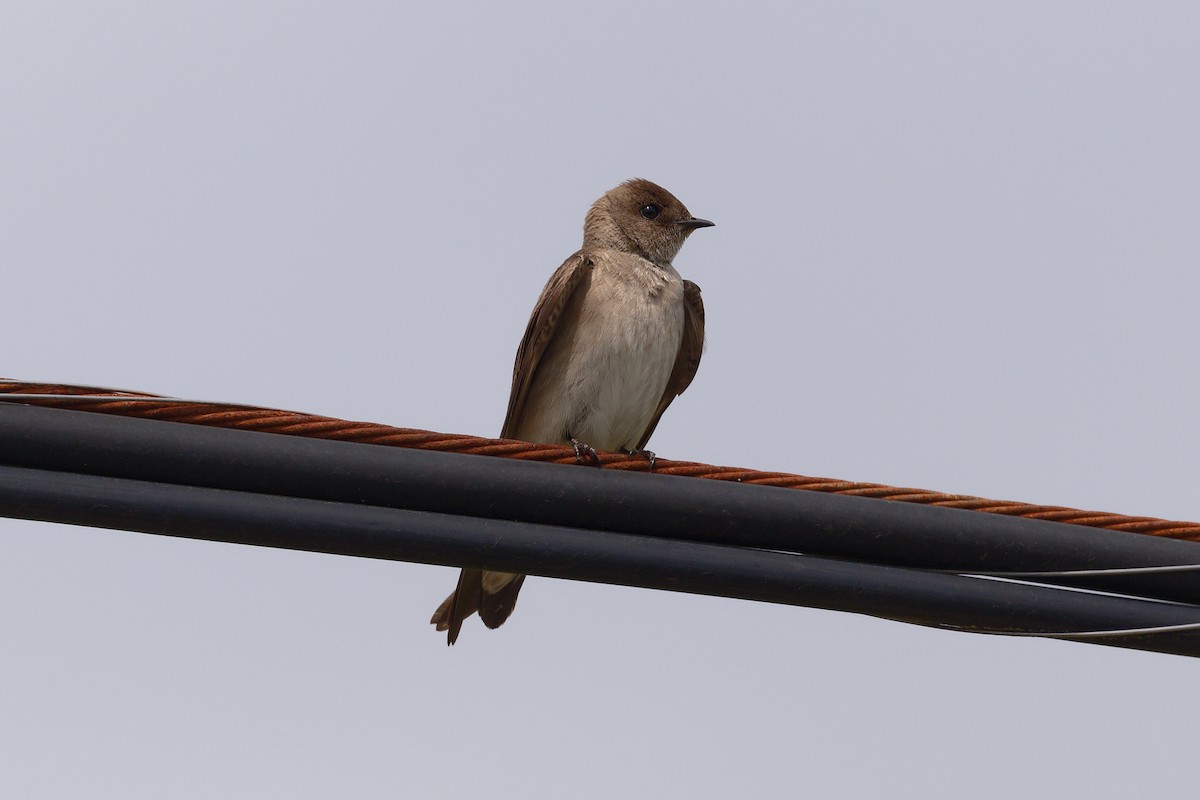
513, 250, 685, 451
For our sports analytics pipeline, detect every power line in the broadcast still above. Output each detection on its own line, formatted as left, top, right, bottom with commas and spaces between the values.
4, 463, 1200, 657
2, 401, 1200, 657
2, 401, 1200, 603
4, 380, 1197, 540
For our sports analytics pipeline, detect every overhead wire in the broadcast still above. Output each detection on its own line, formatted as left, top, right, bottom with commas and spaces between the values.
3, 380, 1198, 540
3, 380, 1200, 656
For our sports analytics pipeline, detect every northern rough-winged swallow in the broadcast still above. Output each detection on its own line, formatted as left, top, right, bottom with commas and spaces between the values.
430, 178, 713, 644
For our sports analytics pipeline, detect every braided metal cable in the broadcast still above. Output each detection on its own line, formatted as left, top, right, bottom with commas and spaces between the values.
3, 379, 1198, 541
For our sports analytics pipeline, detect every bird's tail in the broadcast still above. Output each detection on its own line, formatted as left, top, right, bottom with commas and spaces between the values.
430, 569, 526, 645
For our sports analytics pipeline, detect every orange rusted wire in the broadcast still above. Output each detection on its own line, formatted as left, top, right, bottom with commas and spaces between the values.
3, 379, 1199, 542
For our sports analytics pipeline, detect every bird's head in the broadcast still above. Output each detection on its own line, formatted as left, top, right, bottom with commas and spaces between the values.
584, 178, 713, 264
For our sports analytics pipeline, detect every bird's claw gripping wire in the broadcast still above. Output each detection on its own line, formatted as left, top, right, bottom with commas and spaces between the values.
570, 438, 600, 466
624, 448, 657, 471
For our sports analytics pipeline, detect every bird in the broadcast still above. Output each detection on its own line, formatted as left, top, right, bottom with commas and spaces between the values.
430, 178, 713, 644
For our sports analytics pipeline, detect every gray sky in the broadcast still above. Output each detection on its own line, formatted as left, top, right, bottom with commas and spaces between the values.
3, 3, 1199, 797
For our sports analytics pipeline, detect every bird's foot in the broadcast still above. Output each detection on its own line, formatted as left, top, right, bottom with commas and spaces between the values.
623, 448, 657, 471
570, 438, 601, 466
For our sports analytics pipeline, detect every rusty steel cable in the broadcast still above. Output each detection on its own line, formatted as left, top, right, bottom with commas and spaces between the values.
3, 379, 1198, 543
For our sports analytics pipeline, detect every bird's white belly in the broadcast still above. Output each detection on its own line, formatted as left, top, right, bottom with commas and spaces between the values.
567, 321, 679, 449
523, 257, 685, 451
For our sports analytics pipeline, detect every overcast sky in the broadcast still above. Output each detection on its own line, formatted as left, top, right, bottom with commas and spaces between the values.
3, 3, 1200, 797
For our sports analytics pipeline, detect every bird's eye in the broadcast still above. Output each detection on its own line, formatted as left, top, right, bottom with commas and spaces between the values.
639, 203, 662, 220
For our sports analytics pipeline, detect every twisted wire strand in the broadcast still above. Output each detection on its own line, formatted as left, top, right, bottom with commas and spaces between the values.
940, 621, 1200, 639
4, 379, 1199, 542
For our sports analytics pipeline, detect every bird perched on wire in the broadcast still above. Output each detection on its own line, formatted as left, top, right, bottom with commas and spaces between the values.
430, 178, 714, 644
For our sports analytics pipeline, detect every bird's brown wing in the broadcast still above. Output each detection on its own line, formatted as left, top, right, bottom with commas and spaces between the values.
500, 250, 593, 439
430, 253, 592, 645
636, 280, 705, 451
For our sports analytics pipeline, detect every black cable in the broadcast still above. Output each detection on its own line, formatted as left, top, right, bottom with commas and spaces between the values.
1, 403, 1198, 605
3, 464, 1200, 657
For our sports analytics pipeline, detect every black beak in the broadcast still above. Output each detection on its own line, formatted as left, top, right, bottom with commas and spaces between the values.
675, 217, 715, 230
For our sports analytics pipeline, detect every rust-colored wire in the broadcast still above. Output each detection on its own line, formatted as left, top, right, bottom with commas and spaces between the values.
3, 379, 1199, 542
